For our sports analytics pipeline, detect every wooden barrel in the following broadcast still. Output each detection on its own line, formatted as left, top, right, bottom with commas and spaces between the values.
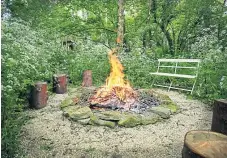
53, 74, 67, 94
82, 70, 92, 87
182, 130, 227, 158
30, 82, 48, 109
211, 99, 227, 135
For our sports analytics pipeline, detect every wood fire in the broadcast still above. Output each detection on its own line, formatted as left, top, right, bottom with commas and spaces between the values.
89, 49, 137, 110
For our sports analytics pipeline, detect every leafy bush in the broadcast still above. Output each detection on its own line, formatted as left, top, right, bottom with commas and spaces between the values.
1, 18, 59, 157
190, 26, 227, 101
120, 52, 156, 88
1, 18, 110, 157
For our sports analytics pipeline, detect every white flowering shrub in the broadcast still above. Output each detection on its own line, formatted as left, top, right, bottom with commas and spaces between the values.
1, 18, 62, 156
190, 26, 227, 100
1, 19, 110, 156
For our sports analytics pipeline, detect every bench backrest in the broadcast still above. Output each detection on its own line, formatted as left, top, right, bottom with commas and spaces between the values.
158, 59, 201, 63
157, 59, 201, 76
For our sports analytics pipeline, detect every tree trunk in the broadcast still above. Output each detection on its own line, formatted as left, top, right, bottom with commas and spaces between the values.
147, 0, 152, 49
142, 31, 147, 53
30, 82, 48, 109
182, 130, 227, 158
211, 99, 227, 135
141, 0, 153, 53
53, 74, 67, 94
150, 0, 174, 55
82, 70, 92, 87
123, 23, 131, 52
160, 23, 174, 55
117, 0, 125, 51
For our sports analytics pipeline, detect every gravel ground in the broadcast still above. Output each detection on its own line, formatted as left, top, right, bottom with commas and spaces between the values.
19, 89, 212, 158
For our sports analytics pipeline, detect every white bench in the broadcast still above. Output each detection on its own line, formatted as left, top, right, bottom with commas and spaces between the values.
150, 59, 201, 94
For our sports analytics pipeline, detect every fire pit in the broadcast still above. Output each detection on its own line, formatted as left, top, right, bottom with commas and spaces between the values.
60, 49, 179, 128
90, 88, 160, 113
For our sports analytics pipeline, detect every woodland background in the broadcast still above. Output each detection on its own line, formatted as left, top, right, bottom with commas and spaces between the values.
1, 0, 227, 157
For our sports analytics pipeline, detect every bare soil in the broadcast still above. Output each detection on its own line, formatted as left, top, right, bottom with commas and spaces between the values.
19, 88, 212, 158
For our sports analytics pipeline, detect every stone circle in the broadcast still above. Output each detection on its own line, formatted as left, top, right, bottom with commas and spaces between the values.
60, 87, 179, 128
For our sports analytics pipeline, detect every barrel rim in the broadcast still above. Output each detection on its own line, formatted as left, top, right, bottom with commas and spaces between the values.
35, 81, 48, 85
53, 74, 67, 77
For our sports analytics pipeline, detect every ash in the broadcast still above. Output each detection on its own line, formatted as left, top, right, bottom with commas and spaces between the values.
90, 90, 160, 114
129, 91, 160, 113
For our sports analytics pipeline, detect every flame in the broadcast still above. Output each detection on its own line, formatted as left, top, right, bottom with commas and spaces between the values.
106, 49, 130, 90
90, 49, 137, 109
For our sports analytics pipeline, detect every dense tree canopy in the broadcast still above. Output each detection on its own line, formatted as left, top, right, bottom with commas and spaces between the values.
1, 0, 227, 157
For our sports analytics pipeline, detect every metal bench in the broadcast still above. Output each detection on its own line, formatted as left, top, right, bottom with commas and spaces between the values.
150, 59, 201, 94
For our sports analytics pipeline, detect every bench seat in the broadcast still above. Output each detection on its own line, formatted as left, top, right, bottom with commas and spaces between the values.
150, 72, 196, 79
151, 58, 201, 94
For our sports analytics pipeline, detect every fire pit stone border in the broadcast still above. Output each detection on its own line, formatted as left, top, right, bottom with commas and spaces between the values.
60, 87, 180, 128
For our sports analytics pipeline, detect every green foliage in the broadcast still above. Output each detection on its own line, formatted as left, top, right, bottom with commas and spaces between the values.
1, 91, 25, 158
2, 18, 52, 157
121, 53, 156, 88
1, 18, 110, 157
189, 26, 227, 101
2, 0, 227, 157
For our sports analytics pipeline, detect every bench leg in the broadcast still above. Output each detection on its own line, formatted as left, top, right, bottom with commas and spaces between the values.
191, 79, 197, 94
168, 79, 173, 92
151, 76, 157, 87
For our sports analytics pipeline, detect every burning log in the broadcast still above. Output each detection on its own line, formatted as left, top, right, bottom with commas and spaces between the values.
53, 74, 67, 94
30, 82, 48, 109
82, 70, 92, 87
211, 99, 227, 135
182, 130, 227, 158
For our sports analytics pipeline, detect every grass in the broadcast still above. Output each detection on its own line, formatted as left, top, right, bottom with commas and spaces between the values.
1, 111, 28, 158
